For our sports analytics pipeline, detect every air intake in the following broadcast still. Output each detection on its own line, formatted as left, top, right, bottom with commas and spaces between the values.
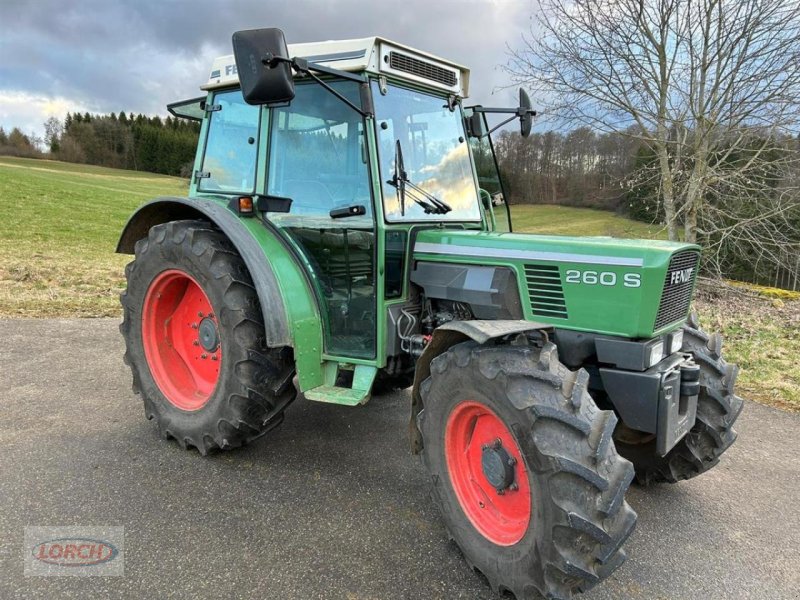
524, 264, 568, 319
654, 250, 700, 330
388, 51, 457, 87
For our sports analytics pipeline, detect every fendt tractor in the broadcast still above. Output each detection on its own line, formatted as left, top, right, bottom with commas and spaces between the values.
117, 28, 743, 599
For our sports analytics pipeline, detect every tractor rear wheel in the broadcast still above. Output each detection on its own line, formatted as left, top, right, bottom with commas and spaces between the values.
419, 340, 636, 599
120, 220, 296, 454
614, 314, 744, 484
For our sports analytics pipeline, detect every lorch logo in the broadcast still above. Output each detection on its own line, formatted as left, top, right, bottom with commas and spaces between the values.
24, 526, 124, 576
670, 267, 694, 285
32, 538, 118, 567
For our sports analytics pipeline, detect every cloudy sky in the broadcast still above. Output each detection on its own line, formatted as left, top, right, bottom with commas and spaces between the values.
0, 0, 537, 140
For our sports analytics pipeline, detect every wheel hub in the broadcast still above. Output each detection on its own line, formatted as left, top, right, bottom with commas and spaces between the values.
444, 401, 532, 546
481, 440, 516, 493
198, 317, 219, 351
141, 269, 222, 411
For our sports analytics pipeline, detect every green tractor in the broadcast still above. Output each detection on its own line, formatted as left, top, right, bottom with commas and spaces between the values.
117, 28, 743, 599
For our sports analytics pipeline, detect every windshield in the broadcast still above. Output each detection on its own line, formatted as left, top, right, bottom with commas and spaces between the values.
372, 82, 481, 222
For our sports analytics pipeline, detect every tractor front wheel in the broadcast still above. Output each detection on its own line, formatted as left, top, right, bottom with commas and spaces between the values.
614, 314, 744, 484
419, 340, 636, 599
120, 220, 296, 454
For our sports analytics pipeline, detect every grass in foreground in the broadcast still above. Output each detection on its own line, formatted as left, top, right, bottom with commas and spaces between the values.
0, 156, 187, 316
1, 157, 797, 410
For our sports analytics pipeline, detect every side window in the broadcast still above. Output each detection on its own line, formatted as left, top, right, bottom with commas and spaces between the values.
465, 108, 511, 232
267, 82, 371, 217
199, 90, 259, 193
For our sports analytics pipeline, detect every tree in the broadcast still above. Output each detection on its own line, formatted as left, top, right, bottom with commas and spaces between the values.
509, 0, 800, 275
43, 116, 63, 153
0, 127, 41, 158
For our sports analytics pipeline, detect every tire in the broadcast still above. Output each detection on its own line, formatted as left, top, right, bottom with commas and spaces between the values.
419, 339, 636, 600
120, 220, 296, 454
614, 313, 744, 484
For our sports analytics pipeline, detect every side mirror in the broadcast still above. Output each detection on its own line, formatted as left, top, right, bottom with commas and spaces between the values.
232, 28, 295, 105
519, 89, 534, 138
465, 111, 486, 138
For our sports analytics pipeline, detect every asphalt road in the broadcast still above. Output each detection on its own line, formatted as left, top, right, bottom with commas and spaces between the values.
1, 318, 799, 600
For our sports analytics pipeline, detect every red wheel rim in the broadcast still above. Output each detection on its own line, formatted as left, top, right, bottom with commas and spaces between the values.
445, 401, 532, 546
141, 269, 221, 411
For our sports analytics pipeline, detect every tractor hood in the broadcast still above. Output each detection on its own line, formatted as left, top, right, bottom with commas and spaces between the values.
412, 229, 701, 339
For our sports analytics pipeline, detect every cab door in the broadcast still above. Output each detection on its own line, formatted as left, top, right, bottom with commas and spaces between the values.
264, 81, 377, 360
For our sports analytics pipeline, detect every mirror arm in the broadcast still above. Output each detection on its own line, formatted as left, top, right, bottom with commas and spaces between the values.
289, 58, 372, 118
468, 106, 537, 138
259, 53, 372, 117
472, 106, 537, 118
480, 114, 518, 138
292, 58, 365, 83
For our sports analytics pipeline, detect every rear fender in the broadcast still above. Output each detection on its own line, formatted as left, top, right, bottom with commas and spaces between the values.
117, 196, 295, 349
409, 319, 551, 453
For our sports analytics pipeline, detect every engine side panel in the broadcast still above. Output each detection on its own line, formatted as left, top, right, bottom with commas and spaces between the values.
413, 229, 700, 339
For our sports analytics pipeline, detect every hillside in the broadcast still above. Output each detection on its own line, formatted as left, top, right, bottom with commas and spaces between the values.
0, 157, 796, 409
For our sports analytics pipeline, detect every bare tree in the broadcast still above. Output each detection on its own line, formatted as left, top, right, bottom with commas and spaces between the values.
508, 0, 800, 276
43, 116, 63, 153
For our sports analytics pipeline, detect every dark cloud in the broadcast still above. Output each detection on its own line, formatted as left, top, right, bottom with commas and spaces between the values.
0, 0, 536, 134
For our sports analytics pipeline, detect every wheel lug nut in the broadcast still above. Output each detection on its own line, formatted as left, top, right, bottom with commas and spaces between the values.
201, 353, 208, 359
509, 483, 519, 491
198, 311, 204, 317
193, 340, 199, 346
496, 488, 505, 496
191, 323, 198, 329
508, 457, 516, 466
211, 355, 218, 361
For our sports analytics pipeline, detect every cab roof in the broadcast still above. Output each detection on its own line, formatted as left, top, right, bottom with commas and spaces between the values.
203, 36, 470, 98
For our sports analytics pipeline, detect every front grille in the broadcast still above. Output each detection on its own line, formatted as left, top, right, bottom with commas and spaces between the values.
654, 250, 700, 330
524, 264, 568, 319
388, 52, 457, 87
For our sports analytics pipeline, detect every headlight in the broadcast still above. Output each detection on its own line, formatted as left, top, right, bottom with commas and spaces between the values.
646, 340, 665, 367
669, 330, 684, 354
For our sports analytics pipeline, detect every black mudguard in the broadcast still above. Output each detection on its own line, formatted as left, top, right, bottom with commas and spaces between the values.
117, 196, 291, 348
409, 320, 551, 453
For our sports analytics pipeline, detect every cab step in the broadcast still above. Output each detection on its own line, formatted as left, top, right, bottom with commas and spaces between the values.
303, 364, 377, 406
304, 385, 369, 406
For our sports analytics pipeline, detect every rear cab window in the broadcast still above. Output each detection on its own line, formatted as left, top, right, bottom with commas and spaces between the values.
199, 90, 260, 194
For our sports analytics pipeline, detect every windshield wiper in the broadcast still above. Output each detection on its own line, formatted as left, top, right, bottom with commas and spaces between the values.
386, 140, 452, 216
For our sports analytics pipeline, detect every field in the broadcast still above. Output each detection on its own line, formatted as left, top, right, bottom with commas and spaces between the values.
509, 204, 669, 239
0, 157, 186, 317
0, 156, 797, 409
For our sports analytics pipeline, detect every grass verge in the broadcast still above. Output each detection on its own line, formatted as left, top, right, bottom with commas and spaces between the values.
694, 285, 799, 411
